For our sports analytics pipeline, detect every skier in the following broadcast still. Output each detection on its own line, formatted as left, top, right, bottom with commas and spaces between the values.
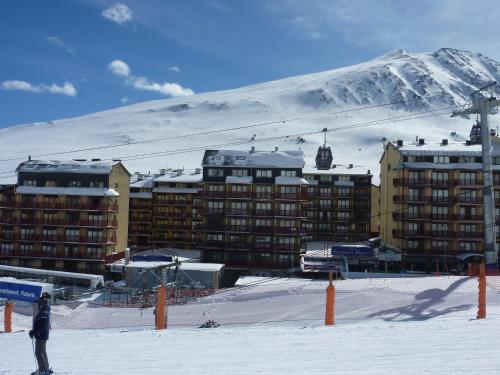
29, 292, 53, 375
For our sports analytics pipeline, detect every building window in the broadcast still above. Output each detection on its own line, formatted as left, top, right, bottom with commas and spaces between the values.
433, 155, 450, 164
256, 169, 272, 178
23, 180, 37, 186
68, 180, 82, 187
337, 176, 350, 182
319, 199, 331, 209
231, 169, 248, 177
337, 200, 350, 209
280, 170, 297, 177
207, 168, 224, 177
459, 172, 476, 185
432, 189, 448, 202
320, 175, 333, 182
459, 242, 476, 251
207, 233, 223, 242
407, 240, 419, 249
87, 246, 102, 259
45, 180, 57, 187
432, 172, 448, 183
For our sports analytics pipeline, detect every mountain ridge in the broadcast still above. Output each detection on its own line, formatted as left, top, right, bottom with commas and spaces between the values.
1, 48, 499, 184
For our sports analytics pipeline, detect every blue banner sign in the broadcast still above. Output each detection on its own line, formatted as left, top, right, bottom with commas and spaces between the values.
132, 255, 173, 262
331, 245, 374, 257
0, 280, 43, 303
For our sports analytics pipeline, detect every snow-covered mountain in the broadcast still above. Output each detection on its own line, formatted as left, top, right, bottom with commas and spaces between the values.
2, 48, 500, 184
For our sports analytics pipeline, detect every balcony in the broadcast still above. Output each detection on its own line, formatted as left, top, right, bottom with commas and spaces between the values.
0, 217, 117, 228
205, 209, 224, 216
156, 199, 192, 206
454, 179, 482, 186
203, 223, 225, 231
4, 234, 117, 244
275, 193, 307, 201
254, 209, 273, 216
274, 227, 301, 235
254, 192, 273, 200
393, 178, 430, 187
129, 203, 152, 211
202, 191, 225, 198
253, 226, 274, 233
276, 210, 301, 217
0, 249, 105, 260
226, 225, 251, 232
455, 196, 482, 204
226, 241, 251, 250
274, 243, 300, 252
202, 240, 224, 248
226, 209, 251, 216
0, 201, 119, 212
226, 191, 252, 199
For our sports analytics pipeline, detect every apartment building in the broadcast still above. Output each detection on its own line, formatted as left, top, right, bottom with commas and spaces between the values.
128, 174, 154, 250
380, 136, 500, 272
200, 149, 308, 271
0, 159, 130, 274
151, 169, 202, 250
302, 166, 372, 242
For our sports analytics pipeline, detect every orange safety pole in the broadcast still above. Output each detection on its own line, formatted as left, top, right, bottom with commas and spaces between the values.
325, 271, 335, 326
477, 262, 486, 319
4, 301, 13, 333
155, 284, 167, 330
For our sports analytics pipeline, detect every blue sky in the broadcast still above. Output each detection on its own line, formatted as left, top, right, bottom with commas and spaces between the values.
1, 0, 500, 128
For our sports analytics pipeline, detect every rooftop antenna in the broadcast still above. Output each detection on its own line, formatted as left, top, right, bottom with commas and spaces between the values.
322, 127, 328, 147
452, 81, 500, 268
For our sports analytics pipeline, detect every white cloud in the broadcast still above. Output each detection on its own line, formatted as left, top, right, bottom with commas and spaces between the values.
108, 59, 194, 97
129, 76, 194, 97
46, 36, 76, 56
168, 66, 181, 73
120, 97, 129, 103
108, 59, 131, 77
102, 3, 133, 25
0, 80, 77, 97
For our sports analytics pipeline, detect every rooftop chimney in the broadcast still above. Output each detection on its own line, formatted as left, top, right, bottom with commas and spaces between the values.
250, 146, 255, 153
396, 139, 403, 147
441, 139, 448, 146
274, 146, 279, 152
159, 169, 166, 176
418, 138, 425, 145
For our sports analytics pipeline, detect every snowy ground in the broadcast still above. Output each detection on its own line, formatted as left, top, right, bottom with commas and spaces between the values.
2, 276, 500, 374
2, 316, 500, 374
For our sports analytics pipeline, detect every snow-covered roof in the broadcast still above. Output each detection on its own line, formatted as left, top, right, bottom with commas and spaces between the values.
203, 149, 304, 168
275, 176, 309, 185
153, 187, 201, 194
130, 177, 155, 189
154, 172, 202, 183
16, 186, 120, 196
395, 139, 500, 157
130, 192, 153, 199
180, 262, 224, 272
226, 176, 253, 184
302, 165, 371, 176
16, 159, 125, 175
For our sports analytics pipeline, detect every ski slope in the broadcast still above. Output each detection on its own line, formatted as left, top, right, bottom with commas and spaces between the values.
2, 311, 500, 374
2, 276, 500, 374
2, 48, 500, 185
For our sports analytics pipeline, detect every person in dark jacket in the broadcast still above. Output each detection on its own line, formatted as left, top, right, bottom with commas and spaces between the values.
29, 292, 52, 375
